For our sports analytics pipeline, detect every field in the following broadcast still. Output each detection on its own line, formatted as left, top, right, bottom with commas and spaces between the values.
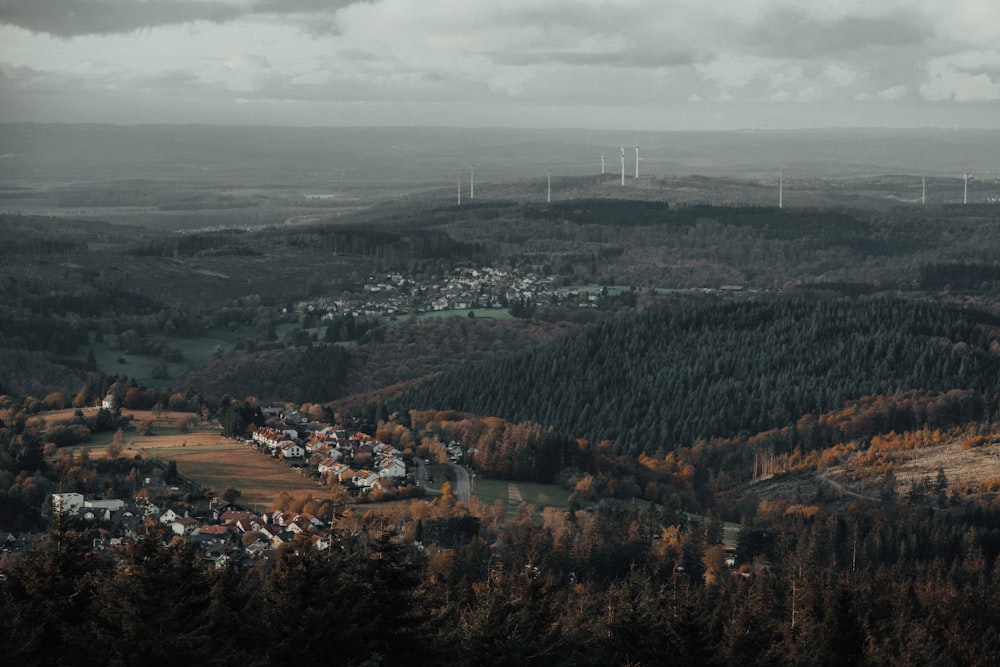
133, 438, 325, 509
56, 410, 331, 507
470, 475, 572, 517
410, 308, 511, 321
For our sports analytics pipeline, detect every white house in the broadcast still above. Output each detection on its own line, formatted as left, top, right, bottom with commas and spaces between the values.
376, 456, 407, 479
281, 442, 306, 460
353, 470, 380, 489
170, 517, 199, 536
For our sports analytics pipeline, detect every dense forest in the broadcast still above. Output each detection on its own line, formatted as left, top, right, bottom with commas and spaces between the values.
401, 295, 1000, 455
4, 493, 1000, 666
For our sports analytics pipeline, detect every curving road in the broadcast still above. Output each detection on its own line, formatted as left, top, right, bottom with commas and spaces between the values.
450, 464, 471, 501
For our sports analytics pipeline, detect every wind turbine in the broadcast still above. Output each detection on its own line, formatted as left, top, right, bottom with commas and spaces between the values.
620, 145, 625, 187
601, 153, 605, 175
922, 176, 926, 205
964, 172, 969, 204
457, 176, 461, 206
547, 169, 552, 204
634, 145, 640, 179
779, 169, 783, 209
470, 165, 475, 200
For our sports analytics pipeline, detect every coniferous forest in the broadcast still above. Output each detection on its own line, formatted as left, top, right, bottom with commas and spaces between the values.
402, 296, 1000, 454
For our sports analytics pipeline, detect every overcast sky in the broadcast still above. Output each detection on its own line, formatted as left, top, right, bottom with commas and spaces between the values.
1, 0, 998, 130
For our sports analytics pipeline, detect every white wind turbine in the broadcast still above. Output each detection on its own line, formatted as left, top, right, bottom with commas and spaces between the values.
620, 145, 625, 186
634, 145, 640, 179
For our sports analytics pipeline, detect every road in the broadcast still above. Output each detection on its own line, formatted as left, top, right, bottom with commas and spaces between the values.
450, 464, 471, 502
414, 457, 428, 486
818, 472, 877, 501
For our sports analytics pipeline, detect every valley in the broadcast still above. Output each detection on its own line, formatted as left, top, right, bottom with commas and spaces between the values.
3, 124, 1000, 665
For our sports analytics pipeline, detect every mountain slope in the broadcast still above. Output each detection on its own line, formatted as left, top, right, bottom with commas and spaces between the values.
401, 295, 1000, 454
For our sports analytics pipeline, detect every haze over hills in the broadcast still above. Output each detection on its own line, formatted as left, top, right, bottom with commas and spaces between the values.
2, 124, 998, 190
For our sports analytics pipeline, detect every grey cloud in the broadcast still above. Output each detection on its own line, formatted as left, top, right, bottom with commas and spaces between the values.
740, 8, 934, 59
337, 48, 377, 62
0, 0, 243, 37
494, 2, 648, 37
953, 63, 1000, 80
0, 0, 367, 38
491, 47, 694, 69
0, 62, 47, 85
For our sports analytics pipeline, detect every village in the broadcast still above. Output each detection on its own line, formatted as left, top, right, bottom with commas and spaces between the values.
298, 265, 606, 320
45, 407, 467, 568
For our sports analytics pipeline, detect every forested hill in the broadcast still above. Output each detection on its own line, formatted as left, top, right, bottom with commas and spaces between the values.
400, 296, 1000, 455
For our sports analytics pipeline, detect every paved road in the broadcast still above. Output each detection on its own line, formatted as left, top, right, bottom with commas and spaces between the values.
450, 464, 471, 501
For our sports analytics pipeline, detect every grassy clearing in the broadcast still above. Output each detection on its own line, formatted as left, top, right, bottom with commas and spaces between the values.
408, 308, 511, 321
69, 326, 258, 387
472, 476, 571, 514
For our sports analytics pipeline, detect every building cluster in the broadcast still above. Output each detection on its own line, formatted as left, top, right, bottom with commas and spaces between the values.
298, 266, 572, 319
50, 491, 339, 567
249, 420, 409, 495
44, 412, 420, 565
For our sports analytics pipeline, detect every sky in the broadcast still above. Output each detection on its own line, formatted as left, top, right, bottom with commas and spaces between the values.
1, 0, 999, 130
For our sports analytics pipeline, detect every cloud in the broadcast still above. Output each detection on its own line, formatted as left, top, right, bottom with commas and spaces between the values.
0, 0, 368, 38
0, 0, 243, 37
489, 47, 694, 69
737, 6, 934, 60
921, 50, 1000, 102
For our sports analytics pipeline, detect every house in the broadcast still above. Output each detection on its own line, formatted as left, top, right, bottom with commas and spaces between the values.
159, 508, 182, 524
317, 457, 340, 475
170, 516, 199, 536
286, 516, 313, 535
281, 442, 306, 460
234, 517, 262, 533
51, 493, 126, 517
219, 509, 258, 525
101, 393, 119, 411
51, 492, 85, 514
282, 409, 308, 424
376, 456, 407, 479
326, 464, 356, 484
353, 470, 379, 487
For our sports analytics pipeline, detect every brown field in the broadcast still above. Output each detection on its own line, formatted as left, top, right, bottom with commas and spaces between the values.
51, 409, 334, 508
133, 438, 328, 509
